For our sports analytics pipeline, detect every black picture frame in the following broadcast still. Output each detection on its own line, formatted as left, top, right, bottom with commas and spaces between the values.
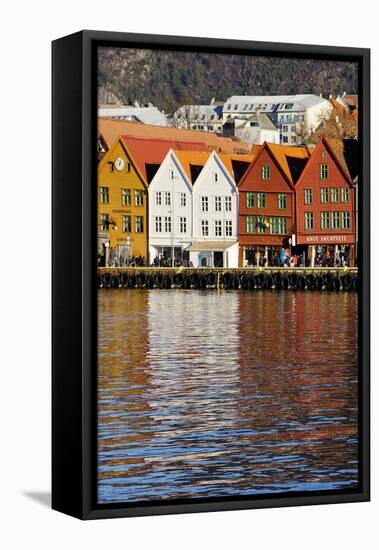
52, 30, 370, 520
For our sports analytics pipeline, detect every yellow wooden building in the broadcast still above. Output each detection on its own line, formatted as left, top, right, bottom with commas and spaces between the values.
98, 137, 148, 264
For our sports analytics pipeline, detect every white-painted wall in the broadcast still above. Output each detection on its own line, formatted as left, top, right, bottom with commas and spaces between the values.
305, 101, 333, 132
191, 152, 239, 267
148, 149, 193, 263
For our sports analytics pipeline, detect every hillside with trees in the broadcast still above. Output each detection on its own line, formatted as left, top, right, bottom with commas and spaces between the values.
98, 47, 358, 114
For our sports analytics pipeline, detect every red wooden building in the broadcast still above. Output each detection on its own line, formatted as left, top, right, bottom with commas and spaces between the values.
238, 143, 309, 267
294, 137, 356, 266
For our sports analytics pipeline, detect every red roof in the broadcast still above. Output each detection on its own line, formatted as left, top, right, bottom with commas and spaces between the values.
121, 135, 207, 182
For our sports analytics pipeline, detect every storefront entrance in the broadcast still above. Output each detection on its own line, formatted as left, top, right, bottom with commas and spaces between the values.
213, 251, 224, 267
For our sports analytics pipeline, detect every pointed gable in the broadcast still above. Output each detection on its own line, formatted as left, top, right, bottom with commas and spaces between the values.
295, 136, 353, 190
174, 151, 211, 184
120, 135, 207, 184
265, 143, 311, 185
238, 143, 294, 193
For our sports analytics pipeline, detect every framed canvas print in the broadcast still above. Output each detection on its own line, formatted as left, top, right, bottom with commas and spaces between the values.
52, 30, 370, 519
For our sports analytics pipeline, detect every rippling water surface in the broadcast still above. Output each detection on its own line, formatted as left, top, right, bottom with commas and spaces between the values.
98, 289, 358, 504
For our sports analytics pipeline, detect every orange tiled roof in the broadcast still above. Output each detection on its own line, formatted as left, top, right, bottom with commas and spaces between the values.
98, 118, 250, 154
218, 153, 256, 180
121, 136, 207, 182
265, 143, 311, 184
174, 150, 256, 183
174, 151, 211, 182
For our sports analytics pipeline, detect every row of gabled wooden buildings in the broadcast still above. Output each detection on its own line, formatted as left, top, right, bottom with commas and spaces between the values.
98, 120, 356, 268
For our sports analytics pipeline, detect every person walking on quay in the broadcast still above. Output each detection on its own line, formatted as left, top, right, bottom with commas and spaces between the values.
279, 247, 286, 267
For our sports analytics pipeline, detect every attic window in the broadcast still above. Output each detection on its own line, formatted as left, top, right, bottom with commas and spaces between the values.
108, 161, 114, 172
214, 172, 218, 182
322, 151, 327, 158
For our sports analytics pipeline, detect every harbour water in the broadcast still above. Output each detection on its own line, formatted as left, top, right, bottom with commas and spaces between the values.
97, 289, 358, 504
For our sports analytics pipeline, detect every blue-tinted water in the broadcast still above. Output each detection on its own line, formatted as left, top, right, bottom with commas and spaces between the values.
98, 290, 358, 503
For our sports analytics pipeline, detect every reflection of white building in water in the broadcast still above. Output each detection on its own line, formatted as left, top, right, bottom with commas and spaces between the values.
148, 149, 194, 264
145, 291, 241, 430
190, 151, 239, 268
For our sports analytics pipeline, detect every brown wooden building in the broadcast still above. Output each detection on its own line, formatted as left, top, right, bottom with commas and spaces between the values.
294, 137, 356, 266
238, 143, 310, 267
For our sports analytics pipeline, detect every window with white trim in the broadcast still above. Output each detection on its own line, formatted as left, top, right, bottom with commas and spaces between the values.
201, 220, 209, 236
100, 187, 109, 204
214, 196, 222, 212
164, 216, 171, 232
331, 212, 340, 229
215, 220, 222, 237
155, 216, 162, 233
305, 212, 314, 230
341, 188, 350, 202
179, 217, 187, 233
155, 191, 162, 206
135, 190, 143, 206
304, 189, 312, 204
122, 188, 131, 206
164, 192, 171, 206
342, 211, 350, 229
321, 212, 330, 229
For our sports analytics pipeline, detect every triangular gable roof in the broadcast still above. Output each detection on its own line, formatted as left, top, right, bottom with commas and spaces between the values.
98, 136, 148, 190
295, 136, 354, 189
174, 151, 211, 183
148, 148, 195, 194
265, 143, 311, 185
218, 153, 256, 182
238, 142, 298, 190
191, 150, 238, 192
120, 135, 207, 182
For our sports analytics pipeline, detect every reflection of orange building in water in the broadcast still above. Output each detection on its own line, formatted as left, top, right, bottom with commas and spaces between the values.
237, 291, 358, 486
98, 290, 151, 483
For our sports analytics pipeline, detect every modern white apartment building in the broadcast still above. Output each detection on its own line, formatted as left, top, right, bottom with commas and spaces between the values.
223, 94, 332, 145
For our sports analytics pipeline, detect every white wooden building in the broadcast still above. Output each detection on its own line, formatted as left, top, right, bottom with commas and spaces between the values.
189, 151, 239, 268
148, 149, 194, 265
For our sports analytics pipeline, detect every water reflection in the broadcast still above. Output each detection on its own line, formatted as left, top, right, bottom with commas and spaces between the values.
98, 290, 358, 504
